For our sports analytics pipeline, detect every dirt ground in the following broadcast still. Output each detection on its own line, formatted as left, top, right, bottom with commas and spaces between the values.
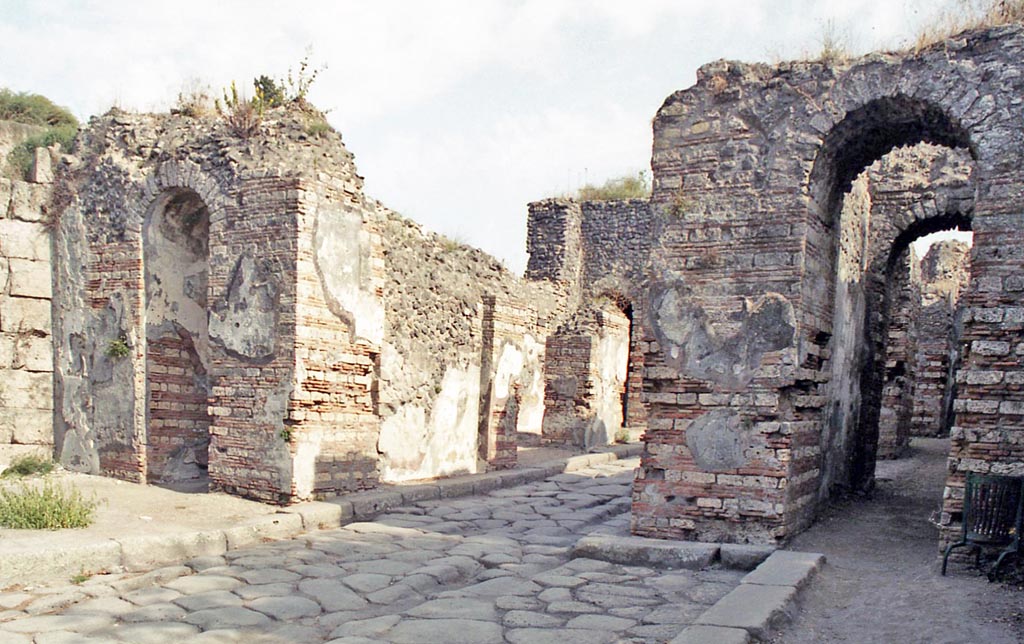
773, 437, 1023, 644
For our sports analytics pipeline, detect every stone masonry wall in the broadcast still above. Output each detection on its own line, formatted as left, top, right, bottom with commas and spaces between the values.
0, 169, 54, 470
909, 240, 971, 438
636, 25, 1024, 545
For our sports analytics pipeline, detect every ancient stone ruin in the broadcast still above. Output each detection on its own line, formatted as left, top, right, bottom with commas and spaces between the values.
0, 24, 1022, 555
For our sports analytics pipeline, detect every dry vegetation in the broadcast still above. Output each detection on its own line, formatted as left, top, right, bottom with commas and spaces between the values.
913, 0, 1024, 52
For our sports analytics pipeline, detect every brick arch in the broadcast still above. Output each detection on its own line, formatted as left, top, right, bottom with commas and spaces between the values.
636, 26, 1024, 545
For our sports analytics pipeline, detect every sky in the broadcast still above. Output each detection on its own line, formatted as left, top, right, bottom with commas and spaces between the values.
0, 0, 973, 273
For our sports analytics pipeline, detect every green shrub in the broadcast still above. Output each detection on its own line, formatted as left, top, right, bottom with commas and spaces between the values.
576, 171, 651, 201
0, 481, 98, 529
2, 455, 54, 478
105, 338, 131, 359
0, 89, 77, 128
5, 122, 76, 180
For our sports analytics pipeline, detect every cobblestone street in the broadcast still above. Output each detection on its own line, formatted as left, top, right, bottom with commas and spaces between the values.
0, 457, 746, 643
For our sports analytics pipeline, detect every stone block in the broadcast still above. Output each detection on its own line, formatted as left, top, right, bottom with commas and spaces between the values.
0, 178, 11, 217
571, 534, 718, 570
720, 543, 777, 570
30, 147, 53, 184
693, 583, 797, 640
13, 333, 52, 371
0, 540, 123, 589
0, 334, 14, 367
4, 408, 53, 444
279, 501, 343, 530
0, 369, 53, 410
0, 219, 51, 261
118, 530, 227, 571
437, 476, 477, 498
8, 182, 48, 222
670, 625, 750, 644
222, 513, 303, 549
346, 489, 403, 519
0, 257, 6, 293
398, 483, 441, 504
0, 296, 50, 333
8, 258, 51, 298
741, 550, 825, 589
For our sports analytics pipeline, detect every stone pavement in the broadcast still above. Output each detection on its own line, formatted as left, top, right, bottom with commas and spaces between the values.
0, 456, 754, 643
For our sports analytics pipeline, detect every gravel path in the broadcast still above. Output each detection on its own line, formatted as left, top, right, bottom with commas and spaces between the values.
0, 457, 743, 643
773, 437, 1023, 644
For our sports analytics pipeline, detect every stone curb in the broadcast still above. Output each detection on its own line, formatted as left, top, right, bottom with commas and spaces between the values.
569, 532, 776, 572
671, 550, 826, 643
0, 443, 642, 587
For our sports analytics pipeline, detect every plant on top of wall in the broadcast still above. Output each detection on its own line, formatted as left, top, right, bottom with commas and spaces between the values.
0, 87, 79, 180
575, 170, 651, 201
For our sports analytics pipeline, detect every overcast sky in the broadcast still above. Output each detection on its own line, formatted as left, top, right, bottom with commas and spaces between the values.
1, 0, 969, 272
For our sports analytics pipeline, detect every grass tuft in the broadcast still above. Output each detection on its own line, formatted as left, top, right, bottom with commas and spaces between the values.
2, 455, 54, 478
0, 480, 98, 529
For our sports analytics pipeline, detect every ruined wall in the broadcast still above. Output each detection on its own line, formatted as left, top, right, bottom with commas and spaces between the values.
374, 209, 560, 482
53, 108, 385, 502
0, 168, 54, 469
527, 198, 653, 440
909, 239, 971, 437
876, 249, 918, 459
541, 304, 630, 448
635, 25, 1024, 544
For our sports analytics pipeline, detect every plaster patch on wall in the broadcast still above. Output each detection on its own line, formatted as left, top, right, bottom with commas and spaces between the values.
209, 255, 279, 361
492, 342, 526, 403
649, 280, 796, 389
378, 363, 481, 482
515, 333, 545, 433
686, 408, 752, 471
313, 205, 384, 346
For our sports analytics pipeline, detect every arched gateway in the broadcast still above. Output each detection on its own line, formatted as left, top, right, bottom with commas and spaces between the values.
633, 26, 1024, 546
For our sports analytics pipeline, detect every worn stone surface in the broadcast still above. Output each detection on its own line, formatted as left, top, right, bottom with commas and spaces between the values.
0, 458, 751, 644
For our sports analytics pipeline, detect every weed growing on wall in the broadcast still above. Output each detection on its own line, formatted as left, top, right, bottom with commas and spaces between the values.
105, 338, 131, 359
1, 88, 79, 180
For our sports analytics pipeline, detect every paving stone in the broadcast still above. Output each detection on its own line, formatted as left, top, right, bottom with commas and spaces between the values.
236, 568, 301, 585
33, 631, 117, 644
299, 577, 369, 611
546, 600, 602, 614
183, 606, 271, 629
630, 623, 689, 641
387, 618, 504, 644
495, 595, 543, 611
694, 583, 798, 640
406, 597, 498, 620
122, 587, 182, 606
106, 621, 201, 643
120, 602, 188, 623
341, 573, 392, 593
329, 614, 401, 638
565, 613, 637, 630
365, 583, 420, 605
25, 591, 86, 615
1, 614, 112, 633
506, 627, 617, 644
446, 576, 541, 598
670, 624, 751, 644
248, 595, 322, 620
63, 597, 135, 617
538, 586, 571, 602
173, 590, 242, 611
232, 582, 295, 600
502, 610, 565, 627
187, 556, 227, 572
163, 575, 241, 595
0, 592, 32, 609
